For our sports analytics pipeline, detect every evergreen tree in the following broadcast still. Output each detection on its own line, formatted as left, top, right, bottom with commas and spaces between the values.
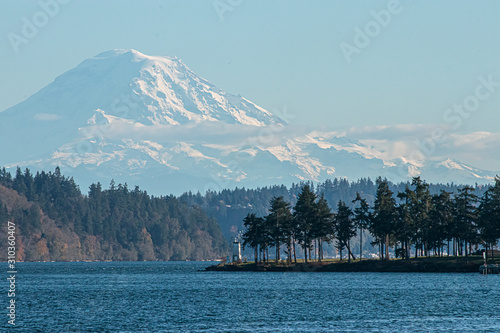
265, 196, 293, 263
429, 190, 454, 257
0, 168, 13, 187
334, 200, 356, 263
371, 177, 397, 260
242, 213, 265, 263
352, 192, 371, 260
478, 177, 500, 259
454, 186, 478, 261
294, 185, 317, 263
409, 177, 433, 257
313, 194, 334, 262
396, 185, 413, 259
12, 167, 28, 197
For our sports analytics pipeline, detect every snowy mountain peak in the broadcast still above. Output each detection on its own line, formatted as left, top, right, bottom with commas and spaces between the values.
438, 158, 465, 170
0, 50, 497, 194
3, 49, 284, 127
93, 49, 178, 62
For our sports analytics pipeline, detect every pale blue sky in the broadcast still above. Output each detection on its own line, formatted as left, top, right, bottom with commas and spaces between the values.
1, 0, 499, 134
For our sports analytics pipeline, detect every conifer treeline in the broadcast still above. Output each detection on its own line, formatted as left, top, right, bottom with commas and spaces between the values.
0, 167, 228, 261
241, 177, 500, 263
180, 178, 484, 242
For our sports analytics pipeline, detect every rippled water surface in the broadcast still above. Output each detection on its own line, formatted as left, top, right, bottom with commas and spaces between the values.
3, 261, 500, 332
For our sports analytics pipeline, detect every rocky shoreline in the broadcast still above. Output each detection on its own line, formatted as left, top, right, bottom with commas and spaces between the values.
206, 258, 484, 273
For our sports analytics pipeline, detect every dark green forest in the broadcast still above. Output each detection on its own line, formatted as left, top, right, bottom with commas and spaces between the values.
0, 167, 228, 261
239, 177, 500, 264
179, 178, 489, 246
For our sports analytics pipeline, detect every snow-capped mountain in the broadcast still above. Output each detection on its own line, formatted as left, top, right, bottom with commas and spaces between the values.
0, 49, 497, 194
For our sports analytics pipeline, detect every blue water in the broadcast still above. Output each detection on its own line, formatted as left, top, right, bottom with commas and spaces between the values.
2, 261, 500, 332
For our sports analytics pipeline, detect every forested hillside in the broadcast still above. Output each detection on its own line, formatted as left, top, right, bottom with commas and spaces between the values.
0, 167, 228, 261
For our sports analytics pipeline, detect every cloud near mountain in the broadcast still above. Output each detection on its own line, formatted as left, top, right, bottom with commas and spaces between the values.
343, 124, 500, 171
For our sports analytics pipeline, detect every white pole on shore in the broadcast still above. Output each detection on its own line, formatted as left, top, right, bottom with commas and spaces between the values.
483, 251, 487, 275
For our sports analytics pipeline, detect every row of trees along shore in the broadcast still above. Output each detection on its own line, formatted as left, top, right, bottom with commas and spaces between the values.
242, 176, 500, 264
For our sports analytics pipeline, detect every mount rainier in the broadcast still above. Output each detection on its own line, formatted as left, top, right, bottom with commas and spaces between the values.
0, 49, 496, 194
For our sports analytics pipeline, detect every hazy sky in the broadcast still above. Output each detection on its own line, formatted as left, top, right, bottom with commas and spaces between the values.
1, 0, 499, 163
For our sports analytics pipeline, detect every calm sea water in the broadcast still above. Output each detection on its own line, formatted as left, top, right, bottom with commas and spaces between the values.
2, 261, 500, 332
